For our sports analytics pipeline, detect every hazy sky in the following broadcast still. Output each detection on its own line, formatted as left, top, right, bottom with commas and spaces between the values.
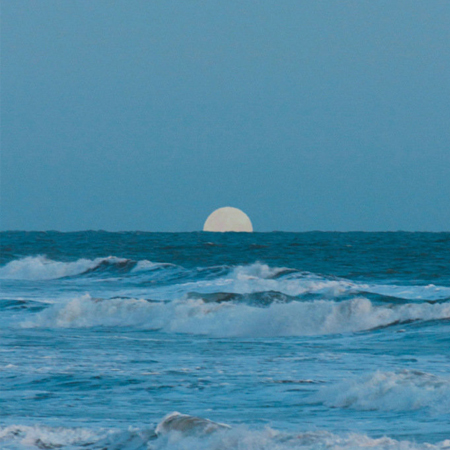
2, 1, 449, 231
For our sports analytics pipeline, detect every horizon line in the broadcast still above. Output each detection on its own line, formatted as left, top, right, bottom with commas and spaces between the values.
1, 229, 449, 234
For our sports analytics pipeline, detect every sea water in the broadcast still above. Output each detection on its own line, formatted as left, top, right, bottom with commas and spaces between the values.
0, 231, 449, 449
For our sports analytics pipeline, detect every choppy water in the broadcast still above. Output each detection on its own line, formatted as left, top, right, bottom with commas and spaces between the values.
1, 231, 449, 449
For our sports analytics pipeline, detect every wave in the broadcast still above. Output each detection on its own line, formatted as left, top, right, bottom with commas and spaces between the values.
22, 294, 450, 336
1, 414, 449, 450
315, 370, 450, 412
0, 256, 180, 283
0, 298, 46, 312
3, 258, 449, 304
223, 264, 354, 298
0, 256, 134, 280
155, 412, 230, 436
140, 262, 450, 304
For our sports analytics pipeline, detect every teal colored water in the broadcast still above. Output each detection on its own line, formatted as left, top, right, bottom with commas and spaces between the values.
1, 232, 449, 449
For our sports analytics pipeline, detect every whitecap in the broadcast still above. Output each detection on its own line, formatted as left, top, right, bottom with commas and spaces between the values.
22, 295, 450, 337
0, 256, 128, 280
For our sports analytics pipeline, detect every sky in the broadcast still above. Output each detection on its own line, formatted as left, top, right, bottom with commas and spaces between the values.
1, 1, 449, 232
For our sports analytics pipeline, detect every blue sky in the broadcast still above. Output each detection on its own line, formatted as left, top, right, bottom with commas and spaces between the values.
2, 1, 449, 231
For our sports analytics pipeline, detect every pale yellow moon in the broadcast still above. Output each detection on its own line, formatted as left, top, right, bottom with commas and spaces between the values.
203, 207, 253, 232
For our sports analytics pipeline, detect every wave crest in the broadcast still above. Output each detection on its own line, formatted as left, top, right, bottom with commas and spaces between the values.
0, 256, 131, 280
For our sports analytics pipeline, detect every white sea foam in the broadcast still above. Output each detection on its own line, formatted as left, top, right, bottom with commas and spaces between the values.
1, 420, 449, 450
0, 256, 128, 280
316, 370, 450, 412
23, 294, 450, 336
0, 424, 103, 449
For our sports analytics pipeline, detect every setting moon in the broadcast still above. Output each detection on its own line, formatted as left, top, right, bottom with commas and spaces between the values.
203, 207, 253, 232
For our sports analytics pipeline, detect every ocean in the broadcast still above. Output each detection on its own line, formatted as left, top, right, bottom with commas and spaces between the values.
0, 231, 449, 449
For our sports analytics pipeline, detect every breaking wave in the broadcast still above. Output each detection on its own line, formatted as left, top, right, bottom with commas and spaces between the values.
1, 413, 450, 450
0, 256, 133, 280
316, 370, 450, 412
22, 294, 450, 336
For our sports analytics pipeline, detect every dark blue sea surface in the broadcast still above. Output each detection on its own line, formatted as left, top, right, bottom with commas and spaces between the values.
1, 231, 449, 449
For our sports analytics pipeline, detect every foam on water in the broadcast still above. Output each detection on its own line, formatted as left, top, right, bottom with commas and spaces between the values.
316, 370, 450, 412
1, 414, 449, 450
0, 424, 103, 449
22, 294, 450, 336
148, 429, 450, 450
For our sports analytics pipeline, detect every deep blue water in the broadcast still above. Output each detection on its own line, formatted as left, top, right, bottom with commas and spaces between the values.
1, 231, 449, 449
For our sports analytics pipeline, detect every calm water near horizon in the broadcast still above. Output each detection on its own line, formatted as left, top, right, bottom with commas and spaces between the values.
1, 231, 449, 449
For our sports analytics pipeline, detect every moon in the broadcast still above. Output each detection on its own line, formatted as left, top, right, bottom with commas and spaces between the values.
203, 207, 253, 232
